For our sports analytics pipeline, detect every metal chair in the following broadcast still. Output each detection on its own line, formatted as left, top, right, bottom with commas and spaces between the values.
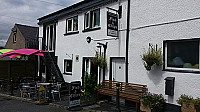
19, 83, 36, 99
51, 82, 61, 101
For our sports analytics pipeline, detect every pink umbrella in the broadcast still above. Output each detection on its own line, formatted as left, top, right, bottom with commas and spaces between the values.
0, 49, 47, 95
0, 48, 47, 58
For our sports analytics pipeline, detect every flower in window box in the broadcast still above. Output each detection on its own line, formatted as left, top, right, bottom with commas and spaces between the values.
141, 44, 163, 71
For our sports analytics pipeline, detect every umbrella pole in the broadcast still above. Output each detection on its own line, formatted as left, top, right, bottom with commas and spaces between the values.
10, 58, 13, 95
25, 56, 27, 82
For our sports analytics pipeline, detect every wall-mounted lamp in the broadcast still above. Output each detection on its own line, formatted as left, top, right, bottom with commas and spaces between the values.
86, 36, 92, 43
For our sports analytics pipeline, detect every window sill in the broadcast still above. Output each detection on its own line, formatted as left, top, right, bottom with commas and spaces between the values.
163, 68, 200, 74
63, 73, 72, 75
82, 27, 101, 33
64, 31, 79, 36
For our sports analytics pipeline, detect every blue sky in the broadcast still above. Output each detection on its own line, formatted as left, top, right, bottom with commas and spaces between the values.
0, 0, 81, 47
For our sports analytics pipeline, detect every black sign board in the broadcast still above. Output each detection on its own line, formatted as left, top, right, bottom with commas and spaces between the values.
107, 11, 118, 37
69, 81, 81, 108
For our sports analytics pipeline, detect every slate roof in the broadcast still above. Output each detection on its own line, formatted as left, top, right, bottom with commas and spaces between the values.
37, 0, 117, 25
16, 24, 38, 41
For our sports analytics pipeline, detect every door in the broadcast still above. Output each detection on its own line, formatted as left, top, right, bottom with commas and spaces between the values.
82, 58, 98, 86
112, 58, 125, 82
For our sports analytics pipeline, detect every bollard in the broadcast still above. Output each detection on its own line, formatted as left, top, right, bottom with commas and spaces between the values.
115, 83, 121, 112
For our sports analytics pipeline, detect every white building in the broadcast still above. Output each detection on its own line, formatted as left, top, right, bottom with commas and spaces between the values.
38, 0, 200, 109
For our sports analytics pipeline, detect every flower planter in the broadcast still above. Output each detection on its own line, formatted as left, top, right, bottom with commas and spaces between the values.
140, 100, 151, 112
181, 103, 197, 112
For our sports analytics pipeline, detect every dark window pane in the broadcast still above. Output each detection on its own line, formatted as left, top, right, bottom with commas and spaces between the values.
68, 19, 72, 31
49, 25, 54, 51
93, 9, 100, 27
73, 16, 78, 31
65, 60, 72, 73
167, 40, 199, 69
85, 13, 89, 28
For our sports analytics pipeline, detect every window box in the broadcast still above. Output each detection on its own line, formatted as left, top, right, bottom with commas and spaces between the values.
164, 39, 200, 73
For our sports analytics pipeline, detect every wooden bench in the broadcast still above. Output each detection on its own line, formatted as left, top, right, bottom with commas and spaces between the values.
98, 80, 147, 110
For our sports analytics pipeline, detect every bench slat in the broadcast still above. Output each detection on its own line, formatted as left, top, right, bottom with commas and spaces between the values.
98, 80, 147, 103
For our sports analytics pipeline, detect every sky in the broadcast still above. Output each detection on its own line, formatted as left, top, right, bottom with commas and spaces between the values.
0, 0, 81, 47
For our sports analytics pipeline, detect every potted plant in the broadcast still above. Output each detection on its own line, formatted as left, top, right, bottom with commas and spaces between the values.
139, 92, 166, 112
91, 51, 107, 69
141, 44, 162, 71
177, 94, 200, 112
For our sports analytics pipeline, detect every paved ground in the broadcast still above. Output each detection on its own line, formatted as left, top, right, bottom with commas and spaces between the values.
0, 88, 137, 112
0, 96, 71, 112
0, 95, 136, 112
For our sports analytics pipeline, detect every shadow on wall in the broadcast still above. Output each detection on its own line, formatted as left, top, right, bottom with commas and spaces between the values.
147, 65, 165, 85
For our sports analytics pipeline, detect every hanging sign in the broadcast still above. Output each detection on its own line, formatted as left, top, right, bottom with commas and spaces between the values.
38, 86, 46, 104
69, 81, 81, 108
107, 11, 118, 37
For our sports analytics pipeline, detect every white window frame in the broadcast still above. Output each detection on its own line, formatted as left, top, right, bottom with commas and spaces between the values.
92, 9, 100, 28
164, 39, 200, 73
13, 34, 16, 43
84, 12, 90, 29
84, 8, 100, 29
66, 16, 78, 33
46, 24, 55, 52
64, 59, 73, 75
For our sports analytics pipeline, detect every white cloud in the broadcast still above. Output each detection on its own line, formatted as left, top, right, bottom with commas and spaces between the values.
0, 0, 82, 47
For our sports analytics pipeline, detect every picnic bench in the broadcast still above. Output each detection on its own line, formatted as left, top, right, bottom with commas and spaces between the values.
98, 80, 147, 110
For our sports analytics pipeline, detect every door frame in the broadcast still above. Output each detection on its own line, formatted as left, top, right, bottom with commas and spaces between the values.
82, 57, 98, 86
109, 57, 125, 81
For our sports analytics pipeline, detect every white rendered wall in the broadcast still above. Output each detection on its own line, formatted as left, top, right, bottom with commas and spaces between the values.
55, 1, 127, 83
129, 0, 200, 105
38, 0, 200, 105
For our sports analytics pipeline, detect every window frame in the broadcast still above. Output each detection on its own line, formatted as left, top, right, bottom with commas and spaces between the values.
64, 59, 73, 75
163, 38, 200, 73
84, 8, 100, 30
66, 16, 78, 34
13, 33, 16, 43
46, 24, 55, 52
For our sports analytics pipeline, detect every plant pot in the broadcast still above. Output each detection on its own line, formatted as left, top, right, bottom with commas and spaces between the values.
140, 101, 151, 112
145, 64, 152, 71
181, 102, 196, 112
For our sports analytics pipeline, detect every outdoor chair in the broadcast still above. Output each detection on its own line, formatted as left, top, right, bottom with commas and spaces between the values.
19, 83, 36, 99
51, 82, 61, 101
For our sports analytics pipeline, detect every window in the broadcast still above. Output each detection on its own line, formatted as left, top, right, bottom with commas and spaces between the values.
66, 16, 78, 33
46, 24, 55, 51
13, 34, 16, 43
84, 9, 100, 29
164, 39, 200, 72
64, 59, 73, 75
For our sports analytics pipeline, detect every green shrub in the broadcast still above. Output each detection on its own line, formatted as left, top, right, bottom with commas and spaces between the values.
139, 92, 166, 112
83, 74, 97, 100
91, 52, 107, 69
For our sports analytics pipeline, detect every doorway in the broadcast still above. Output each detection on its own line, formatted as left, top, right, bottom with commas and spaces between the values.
82, 57, 98, 86
110, 57, 125, 82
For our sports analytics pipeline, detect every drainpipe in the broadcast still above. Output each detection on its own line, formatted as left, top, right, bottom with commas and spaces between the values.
125, 0, 130, 83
